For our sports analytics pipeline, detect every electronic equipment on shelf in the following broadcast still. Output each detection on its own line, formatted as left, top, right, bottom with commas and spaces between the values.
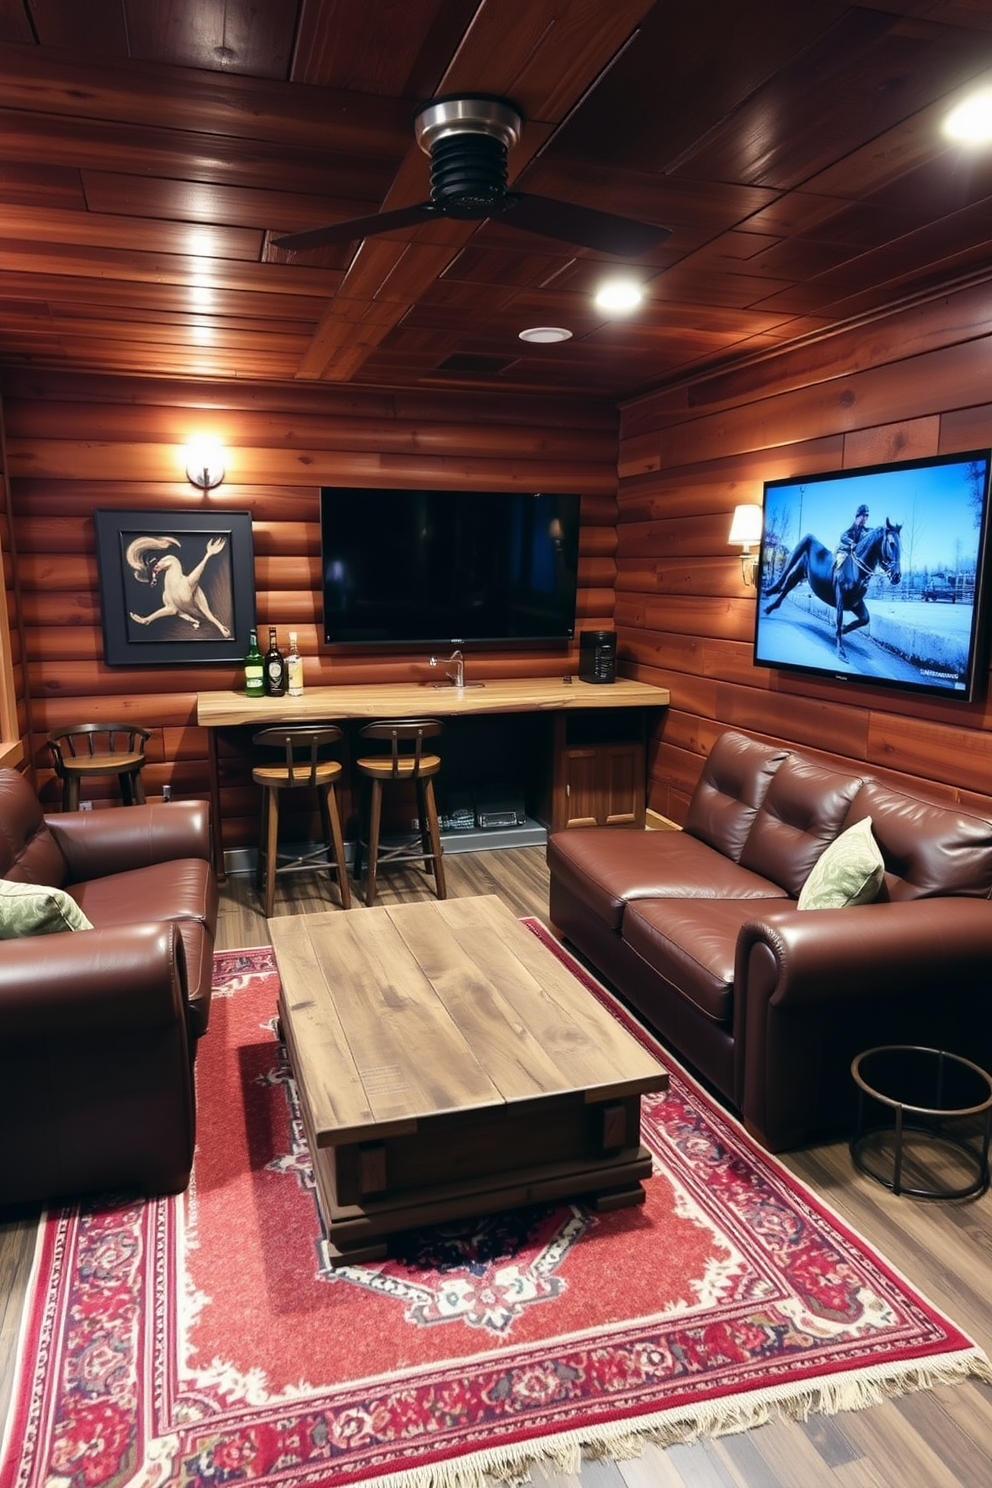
474, 790, 526, 829
579, 630, 617, 683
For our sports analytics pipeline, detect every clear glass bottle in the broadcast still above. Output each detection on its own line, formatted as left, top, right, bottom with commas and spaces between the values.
244, 627, 264, 698
286, 631, 303, 696
264, 627, 286, 697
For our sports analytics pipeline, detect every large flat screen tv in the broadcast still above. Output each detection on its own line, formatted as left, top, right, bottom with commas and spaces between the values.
754, 449, 992, 701
320, 487, 580, 648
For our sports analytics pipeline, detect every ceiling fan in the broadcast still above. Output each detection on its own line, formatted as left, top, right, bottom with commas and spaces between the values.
273, 94, 670, 258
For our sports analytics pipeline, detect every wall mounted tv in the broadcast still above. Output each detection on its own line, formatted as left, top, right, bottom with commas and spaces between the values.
753, 448, 992, 702
320, 487, 580, 648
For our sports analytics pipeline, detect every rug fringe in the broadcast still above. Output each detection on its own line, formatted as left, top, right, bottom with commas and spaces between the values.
370, 1347, 992, 1488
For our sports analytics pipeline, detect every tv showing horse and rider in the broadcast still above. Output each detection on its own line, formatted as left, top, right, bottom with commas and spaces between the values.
753, 449, 992, 701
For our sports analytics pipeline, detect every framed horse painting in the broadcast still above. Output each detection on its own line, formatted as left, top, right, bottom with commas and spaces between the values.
94, 509, 256, 666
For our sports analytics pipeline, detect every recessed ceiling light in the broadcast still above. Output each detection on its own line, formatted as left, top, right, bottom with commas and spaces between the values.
593, 279, 644, 313
518, 326, 573, 343
944, 88, 992, 143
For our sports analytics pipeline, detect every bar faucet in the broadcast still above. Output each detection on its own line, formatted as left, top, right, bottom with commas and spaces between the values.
428, 650, 483, 688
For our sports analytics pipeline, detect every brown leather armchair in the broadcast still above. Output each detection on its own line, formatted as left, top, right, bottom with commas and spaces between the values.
0, 768, 218, 1205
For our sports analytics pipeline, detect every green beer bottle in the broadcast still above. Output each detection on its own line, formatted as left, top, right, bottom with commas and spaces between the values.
244, 627, 264, 697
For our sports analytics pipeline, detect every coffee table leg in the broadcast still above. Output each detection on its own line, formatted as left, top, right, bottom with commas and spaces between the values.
587, 1168, 650, 1212
323, 1233, 390, 1267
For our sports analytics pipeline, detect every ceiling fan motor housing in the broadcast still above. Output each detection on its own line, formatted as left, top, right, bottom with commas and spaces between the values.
414, 95, 523, 219
274, 92, 666, 256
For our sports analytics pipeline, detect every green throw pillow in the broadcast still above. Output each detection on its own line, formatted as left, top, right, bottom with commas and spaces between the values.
797, 816, 884, 911
0, 880, 93, 938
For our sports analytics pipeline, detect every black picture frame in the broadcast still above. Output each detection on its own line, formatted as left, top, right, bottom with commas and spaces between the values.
94, 509, 256, 666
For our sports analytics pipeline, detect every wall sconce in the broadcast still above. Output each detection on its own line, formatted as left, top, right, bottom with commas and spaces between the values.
728, 504, 763, 587
185, 441, 225, 491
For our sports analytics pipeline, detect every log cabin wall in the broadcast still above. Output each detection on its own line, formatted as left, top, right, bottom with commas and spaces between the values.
0, 398, 29, 761
618, 278, 992, 825
1, 369, 618, 851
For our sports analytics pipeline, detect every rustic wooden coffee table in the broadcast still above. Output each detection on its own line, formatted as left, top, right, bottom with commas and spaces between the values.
268, 894, 668, 1266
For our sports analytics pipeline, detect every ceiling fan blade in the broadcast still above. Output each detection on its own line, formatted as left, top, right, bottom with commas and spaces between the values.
502, 194, 670, 257
273, 203, 436, 251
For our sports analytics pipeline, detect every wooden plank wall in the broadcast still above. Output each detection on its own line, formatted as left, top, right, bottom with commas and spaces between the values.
1, 370, 618, 849
617, 277, 992, 825
0, 399, 29, 753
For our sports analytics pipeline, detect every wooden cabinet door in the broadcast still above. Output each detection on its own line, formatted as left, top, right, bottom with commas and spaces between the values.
600, 741, 643, 826
556, 741, 645, 830
560, 746, 602, 828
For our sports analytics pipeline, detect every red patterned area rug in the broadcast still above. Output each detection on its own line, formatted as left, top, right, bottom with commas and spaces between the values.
4, 924, 990, 1488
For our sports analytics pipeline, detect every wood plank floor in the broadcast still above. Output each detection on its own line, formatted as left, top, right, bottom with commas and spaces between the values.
3, 844, 992, 1484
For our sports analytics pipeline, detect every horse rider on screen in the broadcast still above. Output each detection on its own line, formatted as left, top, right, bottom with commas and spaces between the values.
834, 504, 870, 573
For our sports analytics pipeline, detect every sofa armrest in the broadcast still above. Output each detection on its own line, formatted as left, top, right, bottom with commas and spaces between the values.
0, 921, 197, 1205
732, 899, 992, 1152
0, 921, 189, 1035
45, 801, 212, 883
736, 898, 992, 1009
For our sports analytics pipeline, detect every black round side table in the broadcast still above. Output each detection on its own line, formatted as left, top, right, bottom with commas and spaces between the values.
850, 1045, 992, 1200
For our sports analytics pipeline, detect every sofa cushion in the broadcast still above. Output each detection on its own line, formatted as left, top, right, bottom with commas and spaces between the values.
683, 732, 788, 862
547, 826, 788, 931
740, 755, 866, 897
623, 897, 786, 1024
844, 782, 992, 901
0, 880, 93, 937
797, 816, 884, 910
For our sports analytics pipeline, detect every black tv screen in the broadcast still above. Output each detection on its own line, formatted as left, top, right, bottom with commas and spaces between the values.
754, 449, 992, 701
320, 488, 580, 647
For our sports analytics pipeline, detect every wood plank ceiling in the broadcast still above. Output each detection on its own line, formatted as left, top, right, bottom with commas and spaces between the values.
2, 0, 992, 401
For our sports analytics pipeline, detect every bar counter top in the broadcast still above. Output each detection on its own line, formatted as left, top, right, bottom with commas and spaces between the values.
196, 675, 670, 728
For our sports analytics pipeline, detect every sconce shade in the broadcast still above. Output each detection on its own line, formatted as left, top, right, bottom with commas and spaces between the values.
185, 442, 225, 490
728, 504, 763, 546
729, 503, 762, 587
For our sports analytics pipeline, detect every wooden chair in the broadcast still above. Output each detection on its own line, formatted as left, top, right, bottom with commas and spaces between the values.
353, 719, 446, 907
47, 723, 150, 810
252, 727, 351, 919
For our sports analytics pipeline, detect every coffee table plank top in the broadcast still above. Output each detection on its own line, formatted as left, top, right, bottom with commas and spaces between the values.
271, 910, 500, 1141
269, 896, 666, 1145
403, 897, 663, 1101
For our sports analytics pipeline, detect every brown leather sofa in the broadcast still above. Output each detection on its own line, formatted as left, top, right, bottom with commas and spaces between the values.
0, 768, 218, 1205
548, 731, 992, 1152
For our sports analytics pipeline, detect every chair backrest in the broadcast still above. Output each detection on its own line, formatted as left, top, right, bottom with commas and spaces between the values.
48, 723, 150, 770
0, 768, 69, 885
358, 718, 443, 779
253, 726, 344, 788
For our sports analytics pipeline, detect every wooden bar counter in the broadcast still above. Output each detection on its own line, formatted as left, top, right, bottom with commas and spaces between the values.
197, 675, 668, 727
197, 676, 670, 874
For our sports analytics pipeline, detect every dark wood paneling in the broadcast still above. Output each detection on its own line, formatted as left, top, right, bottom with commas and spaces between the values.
0, 396, 27, 766
4, 372, 617, 841
620, 275, 992, 822
6, 3, 992, 401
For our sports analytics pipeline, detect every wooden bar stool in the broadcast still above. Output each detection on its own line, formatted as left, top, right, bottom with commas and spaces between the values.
252, 726, 351, 919
47, 723, 150, 810
353, 719, 446, 907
